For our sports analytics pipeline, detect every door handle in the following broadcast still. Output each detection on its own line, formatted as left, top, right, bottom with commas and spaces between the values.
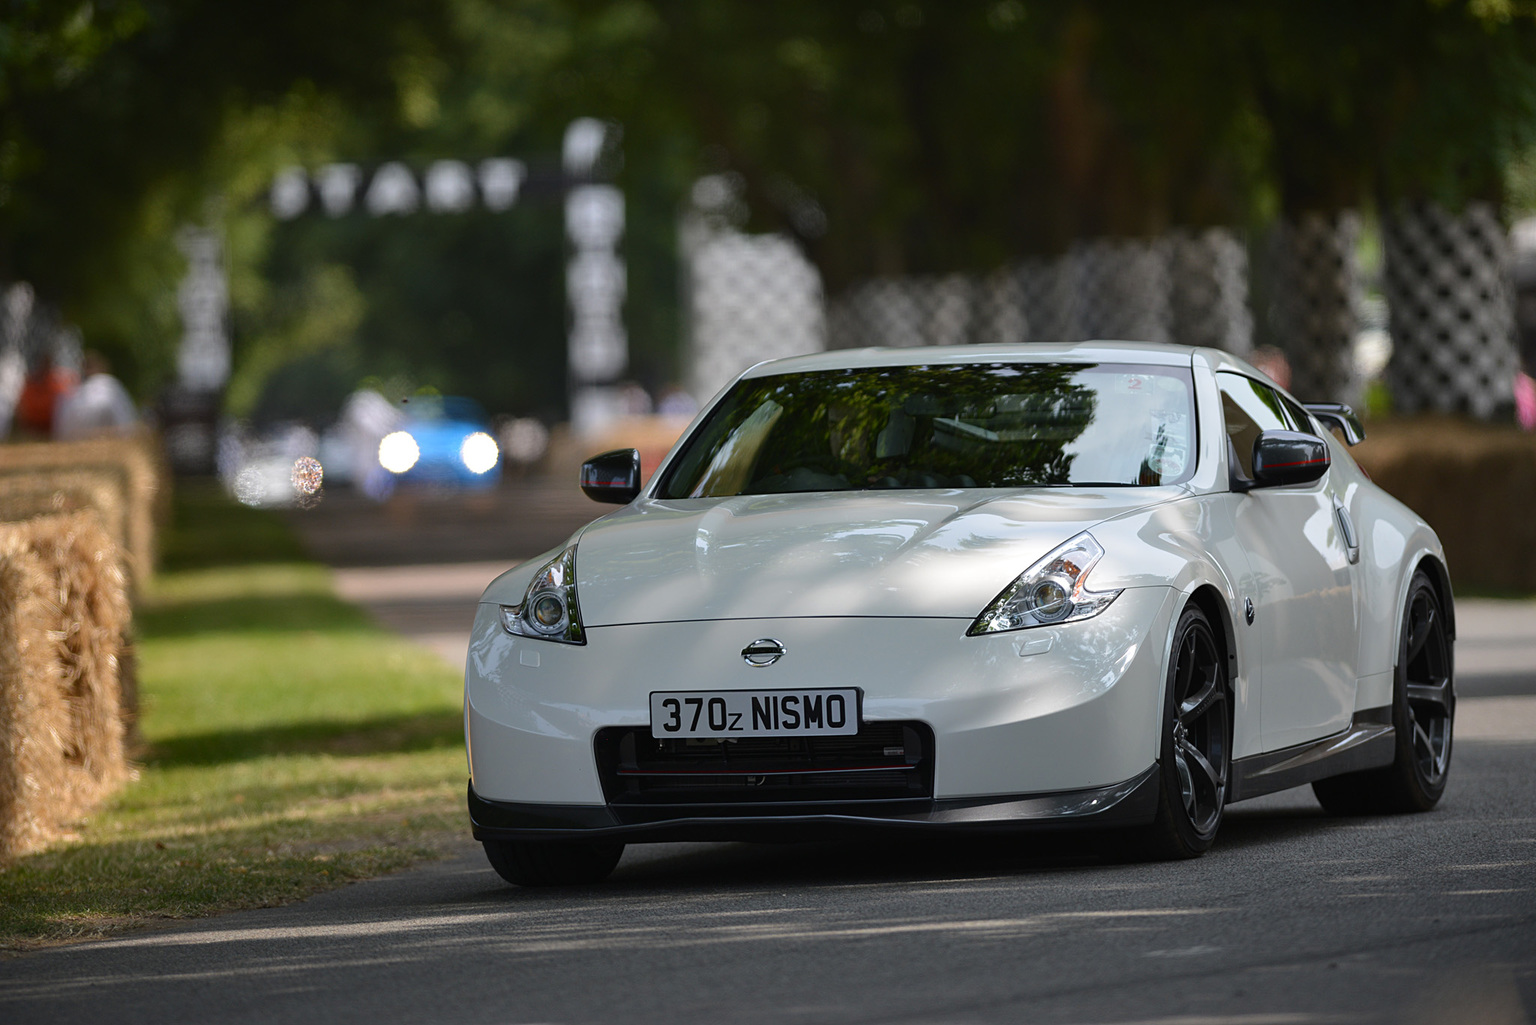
1333, 499, 1360, 565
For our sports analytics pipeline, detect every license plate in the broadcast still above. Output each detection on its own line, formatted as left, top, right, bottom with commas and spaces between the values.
649, 688, 860, 739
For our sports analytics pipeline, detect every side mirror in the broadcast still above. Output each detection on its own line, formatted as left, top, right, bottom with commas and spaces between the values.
580, 449, 641, 504
1304, 402, 1366, 446
1250, 430, 1330, 489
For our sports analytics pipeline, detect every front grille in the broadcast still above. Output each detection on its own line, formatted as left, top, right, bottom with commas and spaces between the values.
594, 721, 935, 806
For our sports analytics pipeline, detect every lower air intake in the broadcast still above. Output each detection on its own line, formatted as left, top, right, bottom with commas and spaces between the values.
594, 721, 935, 806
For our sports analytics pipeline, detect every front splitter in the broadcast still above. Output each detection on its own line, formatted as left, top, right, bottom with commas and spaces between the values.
468, 766, 1161, 844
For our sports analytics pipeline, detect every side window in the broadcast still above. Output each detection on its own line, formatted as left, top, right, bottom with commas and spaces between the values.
1217, 373, 1289, 479
1277, 393, 1321, 437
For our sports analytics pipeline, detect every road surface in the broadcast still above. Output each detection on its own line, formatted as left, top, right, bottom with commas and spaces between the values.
3, 483, 1532, 1024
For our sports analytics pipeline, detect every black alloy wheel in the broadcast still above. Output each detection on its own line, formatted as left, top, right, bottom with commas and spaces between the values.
1314, 569, 1453, 814
1401, 581, 1454, 791
1137, 605, 1231, 859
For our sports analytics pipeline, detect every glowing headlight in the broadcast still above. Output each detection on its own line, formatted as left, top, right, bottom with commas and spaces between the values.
500, 545, 585, 645
378, 431, 420, 474
968, 532, 1122, 636
460, 431, 499, 474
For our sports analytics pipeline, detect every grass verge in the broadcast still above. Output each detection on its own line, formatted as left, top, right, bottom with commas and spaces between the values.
0, 484, 471, 950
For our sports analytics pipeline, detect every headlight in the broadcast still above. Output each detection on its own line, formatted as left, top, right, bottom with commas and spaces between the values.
460, 431, 499, 474
500, 545, 585, 645
379, 431, 420, 473
967, 532, 1122, 636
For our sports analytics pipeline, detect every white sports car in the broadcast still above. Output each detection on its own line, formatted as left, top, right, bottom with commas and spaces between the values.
464, 342, 1454, 885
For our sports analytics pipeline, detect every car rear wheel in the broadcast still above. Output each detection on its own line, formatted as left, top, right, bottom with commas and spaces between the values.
483, 839, 625, 886
1312, 570, 1453, 814
1134, 604, 1230, 860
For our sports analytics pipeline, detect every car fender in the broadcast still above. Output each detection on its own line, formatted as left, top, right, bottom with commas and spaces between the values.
1347, 469, 1450, 709
1083, 495, 1256, 758
1389, 541, 1454, 661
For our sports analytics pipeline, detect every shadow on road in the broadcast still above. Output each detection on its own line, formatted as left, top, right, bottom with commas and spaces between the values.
455, 802, 1359, 900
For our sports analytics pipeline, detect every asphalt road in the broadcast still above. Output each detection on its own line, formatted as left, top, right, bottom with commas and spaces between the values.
3, 743, 1532, 1025
3, 483, 1533, 1025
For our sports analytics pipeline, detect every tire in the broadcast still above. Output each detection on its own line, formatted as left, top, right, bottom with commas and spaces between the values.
1134, 605, 1231, 860
483, 839, 625, 886
1312, 570, 1453, 814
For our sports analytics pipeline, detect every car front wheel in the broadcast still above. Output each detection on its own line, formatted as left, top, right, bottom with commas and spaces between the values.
483, 839, 625, 886
1135, 604, 1231, 860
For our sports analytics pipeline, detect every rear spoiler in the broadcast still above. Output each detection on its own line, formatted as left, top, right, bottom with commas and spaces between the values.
1304, 403, 1365, 446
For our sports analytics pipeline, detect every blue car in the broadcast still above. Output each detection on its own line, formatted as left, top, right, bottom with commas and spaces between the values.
377, 396, 501, 490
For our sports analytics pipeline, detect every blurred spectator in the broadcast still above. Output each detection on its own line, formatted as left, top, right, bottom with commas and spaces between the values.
13, 353, 77, 439
618, 380, 653, 416
1516, 372, 1536, 432
1248, 346, 1293, 391
337, 388, 405, 499
501, 417, 550, 466
54, 351, 138, 439
656, 383, 699, 419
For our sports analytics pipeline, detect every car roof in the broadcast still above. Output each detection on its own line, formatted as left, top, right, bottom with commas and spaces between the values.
740, 340, 1202, 377
738, 340, 1291, 387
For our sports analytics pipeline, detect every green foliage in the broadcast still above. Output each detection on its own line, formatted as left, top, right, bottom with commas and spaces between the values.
243, 202, 569, 423
1247, 0, 1536, 212
9, 0, 1536, 411
0, 0, 456, 395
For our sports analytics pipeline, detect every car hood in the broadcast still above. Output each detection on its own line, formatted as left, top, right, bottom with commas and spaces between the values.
568, 488, 1178, 625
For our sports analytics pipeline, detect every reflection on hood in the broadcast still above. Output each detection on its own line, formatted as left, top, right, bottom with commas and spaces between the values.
571, 489, 1175, 625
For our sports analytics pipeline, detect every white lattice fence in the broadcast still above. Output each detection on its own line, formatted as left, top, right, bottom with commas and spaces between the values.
1383, 202, 1518, 419
684, 223, 826, 402
1168, 229, 1253, 354
827, 228, 1252, 355
1072, 238, 1171, 345
1262, 212, 1361, 403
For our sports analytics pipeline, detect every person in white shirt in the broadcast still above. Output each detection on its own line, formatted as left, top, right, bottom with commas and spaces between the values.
53, 351, 138, 440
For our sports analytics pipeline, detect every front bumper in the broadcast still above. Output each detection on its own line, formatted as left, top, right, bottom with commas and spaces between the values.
468, 765, 1161, 843
465, 586, 1179, 812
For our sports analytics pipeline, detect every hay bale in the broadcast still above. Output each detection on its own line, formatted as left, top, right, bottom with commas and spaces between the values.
0, 468, 128, 552
0, 541, 69, 859
0, 512, 131, 862
0, 465, 141, 748
0, 432, 163, 581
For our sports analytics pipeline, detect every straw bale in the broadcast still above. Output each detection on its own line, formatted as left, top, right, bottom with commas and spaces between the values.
0, 469, 127, 548
0, 540, 70, 859
0, 512, 131, 862
0, 466, 141, 748
0, 432, 164, 581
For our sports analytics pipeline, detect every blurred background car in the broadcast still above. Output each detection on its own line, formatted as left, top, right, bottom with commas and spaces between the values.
376, 395, 501, 494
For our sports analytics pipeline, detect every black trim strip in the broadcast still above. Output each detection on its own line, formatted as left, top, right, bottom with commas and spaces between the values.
468, 765, 1161, 843
1228, 706, 1395, 803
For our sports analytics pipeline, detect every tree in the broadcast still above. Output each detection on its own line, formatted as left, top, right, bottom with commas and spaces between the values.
0, 0, 454, 394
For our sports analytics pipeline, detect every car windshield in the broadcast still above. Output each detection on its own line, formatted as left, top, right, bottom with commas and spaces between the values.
655, 361, 1197, 497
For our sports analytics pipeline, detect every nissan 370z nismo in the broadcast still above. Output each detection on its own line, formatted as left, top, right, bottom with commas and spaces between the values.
464, 341, 1454, 885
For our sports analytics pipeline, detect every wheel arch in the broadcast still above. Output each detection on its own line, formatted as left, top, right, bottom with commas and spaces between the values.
1415, 554, 1456, 641
1186, 583, 1237, 686
1390, 550, 1456, 669
1163, 581, 1242, 753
